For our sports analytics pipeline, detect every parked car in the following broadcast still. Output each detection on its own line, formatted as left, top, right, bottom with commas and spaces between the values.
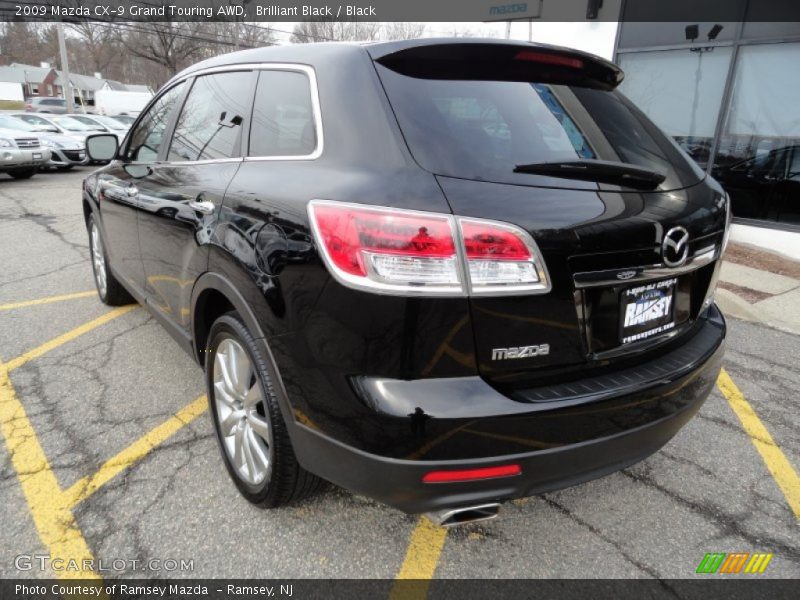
109, 115, 136, 127
24, 97, 82, 113
82, 40, 729, 525
8, 114, 88, 169
712, 144, 800, 225
69, 114, 130, 157
0, 125, 49, 179
71, 114, 130, 135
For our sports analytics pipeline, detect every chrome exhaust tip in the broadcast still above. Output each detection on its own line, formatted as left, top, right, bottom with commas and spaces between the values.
425, 503, 501, 528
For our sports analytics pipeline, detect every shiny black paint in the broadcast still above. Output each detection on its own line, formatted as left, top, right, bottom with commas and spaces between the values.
95, 168, 147, 293
138, 162, 240, 333
83, 40, 729, 511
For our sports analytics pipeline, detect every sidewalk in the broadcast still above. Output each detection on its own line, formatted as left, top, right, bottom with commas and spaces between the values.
716, 242, 800, 336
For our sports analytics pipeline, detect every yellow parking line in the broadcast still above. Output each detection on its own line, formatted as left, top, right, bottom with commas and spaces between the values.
0, 291, 96, 312
0, 305, 137, 580
390, 516, 448, 599
64, 395, 208, 508
5, 305, 136, 372
0, 362, 100, 579
718, 368, 800, 518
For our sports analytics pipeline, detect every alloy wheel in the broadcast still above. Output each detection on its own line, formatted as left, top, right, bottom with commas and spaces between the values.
213, 338, 273, 485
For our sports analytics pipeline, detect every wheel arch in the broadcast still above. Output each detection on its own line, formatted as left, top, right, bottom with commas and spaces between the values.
191, 271, 300, 437
191, 272, 268, 367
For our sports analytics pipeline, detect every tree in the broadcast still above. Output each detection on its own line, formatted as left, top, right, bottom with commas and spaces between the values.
291, 21, 382, 44
211, 21, 277, 51
380, 23, 427, 40
0, 22, 47, 65
116, 22, 210, 82
68, 22, 121, 75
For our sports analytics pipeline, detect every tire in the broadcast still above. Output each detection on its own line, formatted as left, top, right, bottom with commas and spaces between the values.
206, 312, 324, 507
87, 213, 133, 306
9, 168, 37, 179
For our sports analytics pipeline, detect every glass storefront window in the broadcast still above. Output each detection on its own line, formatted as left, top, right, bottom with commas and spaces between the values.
618, 47, 733, 168
712, 42, 800, 225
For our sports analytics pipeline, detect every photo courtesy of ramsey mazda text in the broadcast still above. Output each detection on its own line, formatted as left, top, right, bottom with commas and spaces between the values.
82, 39, 730, 526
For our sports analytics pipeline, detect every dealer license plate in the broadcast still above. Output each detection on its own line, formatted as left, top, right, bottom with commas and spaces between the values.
32, 152, 42, 159
620, 278, 676, 344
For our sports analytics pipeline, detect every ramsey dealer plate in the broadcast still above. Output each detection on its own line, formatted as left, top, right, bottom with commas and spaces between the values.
620, 278, 677, 344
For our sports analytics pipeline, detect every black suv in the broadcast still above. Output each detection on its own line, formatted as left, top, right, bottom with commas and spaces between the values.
82, 40, 728, 526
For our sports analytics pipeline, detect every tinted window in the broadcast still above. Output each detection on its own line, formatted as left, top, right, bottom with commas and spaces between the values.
249, 70, 316, 157
126, 82, 186, 162
376, 65, 705, 191
168, 71, 252, 162
42, 99, 64, 106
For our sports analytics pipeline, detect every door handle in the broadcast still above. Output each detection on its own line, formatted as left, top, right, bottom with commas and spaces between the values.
126, 185, 138, 197
189, 200, 216, 215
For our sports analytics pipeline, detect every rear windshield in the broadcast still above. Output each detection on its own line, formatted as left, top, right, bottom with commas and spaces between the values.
375, 65, 705, 191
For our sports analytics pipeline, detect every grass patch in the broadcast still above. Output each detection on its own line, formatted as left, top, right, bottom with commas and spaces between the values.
0, 100, 25, 110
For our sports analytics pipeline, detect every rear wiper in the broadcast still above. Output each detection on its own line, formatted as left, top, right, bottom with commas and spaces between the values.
514, 159, 666, 190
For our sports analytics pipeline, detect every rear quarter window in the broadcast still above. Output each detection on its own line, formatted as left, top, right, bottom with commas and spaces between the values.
248, 70, 317, 158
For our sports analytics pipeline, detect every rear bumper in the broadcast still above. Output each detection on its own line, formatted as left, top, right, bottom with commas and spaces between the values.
291, 305, 725, 514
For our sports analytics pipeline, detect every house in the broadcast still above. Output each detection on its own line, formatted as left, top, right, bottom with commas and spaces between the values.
2, 63, 61, 98
0, 62, 150, 107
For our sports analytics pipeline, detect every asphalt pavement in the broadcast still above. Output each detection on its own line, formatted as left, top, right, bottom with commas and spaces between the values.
0, 169, 798, 581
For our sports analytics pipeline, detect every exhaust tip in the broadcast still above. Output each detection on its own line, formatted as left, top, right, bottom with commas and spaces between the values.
425, 503, 501, 528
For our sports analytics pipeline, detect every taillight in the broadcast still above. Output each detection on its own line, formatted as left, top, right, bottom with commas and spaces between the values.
460, 218, 549, 294
309, 200, 550, 296
308, 201, 462, 295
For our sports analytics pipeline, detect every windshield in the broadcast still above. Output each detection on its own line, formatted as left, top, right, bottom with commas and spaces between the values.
376, 65, 705, 191
0, 115, 37, 131
51, 116, 98, 131
93, 115, 127, 130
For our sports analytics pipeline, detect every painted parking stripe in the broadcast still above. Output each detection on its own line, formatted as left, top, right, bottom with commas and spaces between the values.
5, 305, 137, 372
390, 516, 448, 598
64, 395, 208, 508
718, 368, 800, 518
0, 362, 100, 579
0, 290, 96, 312
0, 306, 137, 580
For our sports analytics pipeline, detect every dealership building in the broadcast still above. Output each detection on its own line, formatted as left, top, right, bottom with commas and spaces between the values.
614, 15, 800, 258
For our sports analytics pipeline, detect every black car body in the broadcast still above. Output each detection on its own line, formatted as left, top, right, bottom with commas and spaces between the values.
82, 40, 728, 520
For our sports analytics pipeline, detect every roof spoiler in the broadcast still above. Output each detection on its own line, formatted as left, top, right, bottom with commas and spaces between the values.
368, 40, 624, 91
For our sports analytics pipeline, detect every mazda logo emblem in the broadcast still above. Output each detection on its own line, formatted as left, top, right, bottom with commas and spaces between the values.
662, 226, 690, 267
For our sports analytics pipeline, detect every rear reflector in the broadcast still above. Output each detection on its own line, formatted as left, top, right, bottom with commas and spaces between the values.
514, 50, 584, 69
422, 464, 522, 483
308, 200, 550, 296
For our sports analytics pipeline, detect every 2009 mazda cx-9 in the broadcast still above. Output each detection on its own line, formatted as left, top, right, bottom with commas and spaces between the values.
82, 39, 728, 525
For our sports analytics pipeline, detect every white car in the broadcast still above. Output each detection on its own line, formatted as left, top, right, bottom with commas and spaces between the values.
13, 113, 98, 143
0, 125, 50, 179
69, 114, 130, 142
0, 114, 86, 170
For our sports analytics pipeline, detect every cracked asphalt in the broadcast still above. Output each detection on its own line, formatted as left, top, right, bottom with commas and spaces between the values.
0, 169, 798, 580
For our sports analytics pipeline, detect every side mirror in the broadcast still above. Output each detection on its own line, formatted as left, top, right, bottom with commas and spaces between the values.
86, 133, 118, 161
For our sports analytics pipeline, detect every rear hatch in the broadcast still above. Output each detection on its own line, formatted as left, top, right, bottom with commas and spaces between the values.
370, 41, 727, 387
